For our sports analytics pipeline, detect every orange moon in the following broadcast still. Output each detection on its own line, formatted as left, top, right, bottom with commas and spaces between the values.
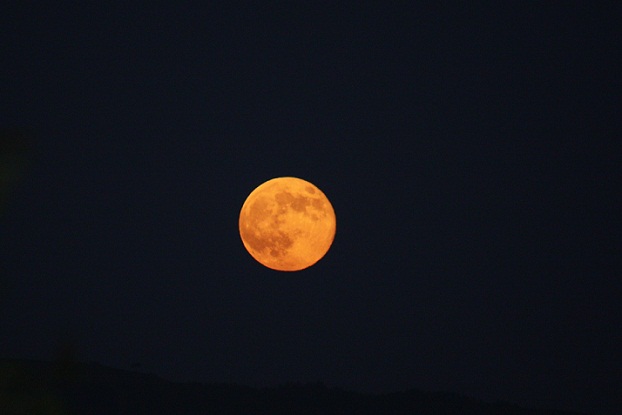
239, 177, 336, 271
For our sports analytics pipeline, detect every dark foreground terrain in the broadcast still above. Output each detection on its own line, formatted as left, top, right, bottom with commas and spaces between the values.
1, 358, 588, 415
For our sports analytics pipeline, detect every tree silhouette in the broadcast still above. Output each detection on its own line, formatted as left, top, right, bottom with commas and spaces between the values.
0, 359, 591, 415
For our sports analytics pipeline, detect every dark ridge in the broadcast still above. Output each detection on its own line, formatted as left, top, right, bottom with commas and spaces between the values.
0, 358, 591, 415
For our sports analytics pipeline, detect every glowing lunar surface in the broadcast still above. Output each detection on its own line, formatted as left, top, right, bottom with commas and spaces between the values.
239, 177, 336, 271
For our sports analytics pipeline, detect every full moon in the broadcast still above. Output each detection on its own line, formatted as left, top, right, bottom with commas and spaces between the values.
239, 177, 336, 271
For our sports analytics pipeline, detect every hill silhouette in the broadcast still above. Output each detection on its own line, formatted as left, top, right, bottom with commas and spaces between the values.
0, 358, 590, 415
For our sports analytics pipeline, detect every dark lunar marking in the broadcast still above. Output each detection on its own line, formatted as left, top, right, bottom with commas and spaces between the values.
275, 192, 294, 205
305, 186, 316, 194
290, 195, 310, 212
311, 198, 325, 214
242, 227, 292, 257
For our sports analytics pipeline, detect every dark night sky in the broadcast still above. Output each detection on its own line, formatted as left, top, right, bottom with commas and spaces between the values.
1, 3, 620, 414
